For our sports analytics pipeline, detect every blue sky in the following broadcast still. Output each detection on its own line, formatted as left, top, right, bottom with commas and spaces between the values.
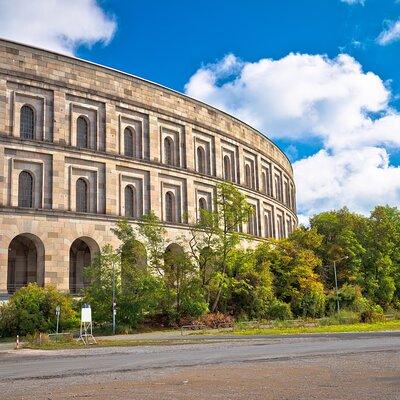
76, 1, 399, 95
2, 0, 400, 221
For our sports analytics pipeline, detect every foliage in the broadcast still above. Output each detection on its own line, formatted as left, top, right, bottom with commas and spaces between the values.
162, 245, 208, 322
187, 182, 253, 312
0, 283, 78, 337
195, 312, 234, 328
8, 194, 400, 337
360, 304, 385, 323
265, 299, 293, 320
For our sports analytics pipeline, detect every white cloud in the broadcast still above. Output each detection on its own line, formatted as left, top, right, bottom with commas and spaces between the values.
294, 147, 400, 217
340, 0, 365, 5
340, 0, 365, 4
0, 0, 116, 55
185, 53, 400, 219
377, 20, 400, 45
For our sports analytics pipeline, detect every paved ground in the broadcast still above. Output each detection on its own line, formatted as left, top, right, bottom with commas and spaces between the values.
0, 332, 399, 399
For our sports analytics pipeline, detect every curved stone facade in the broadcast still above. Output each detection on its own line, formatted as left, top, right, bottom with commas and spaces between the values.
0, 39, 297, 295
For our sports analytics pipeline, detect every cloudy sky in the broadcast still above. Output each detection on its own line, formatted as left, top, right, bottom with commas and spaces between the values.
1, 0, 400, 222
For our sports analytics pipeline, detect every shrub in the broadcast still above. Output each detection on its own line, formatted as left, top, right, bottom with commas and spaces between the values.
321, 309, 361, 325
291, 280, 326, 318
196, 312, 234, 328
326, 285, 367, 314
360, 304, 385, 323
265, 299, 292, 320
0, 283, 78, 337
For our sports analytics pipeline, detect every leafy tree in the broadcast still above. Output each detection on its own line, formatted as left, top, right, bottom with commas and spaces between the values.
138, 212, 168, 276
258, 229, 325, 317
83, 244, 121, 326
163, 245, 207, 321
310, 208, 367, 289
187, 182, 252, 312
361, 206, 400, 306
219, 247, 275, 319
0, 283, 78, 337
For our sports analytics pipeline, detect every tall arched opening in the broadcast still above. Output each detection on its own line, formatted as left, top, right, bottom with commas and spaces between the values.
69, 237, 100, 294
7, 233, 45, 294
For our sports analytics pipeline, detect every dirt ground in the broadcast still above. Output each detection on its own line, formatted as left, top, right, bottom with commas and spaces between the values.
2, 351, 399, 400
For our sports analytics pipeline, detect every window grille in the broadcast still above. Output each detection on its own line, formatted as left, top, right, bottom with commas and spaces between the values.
223, 155, 231, 181
76, 178, 88, 212
245, 164, 252, 188
264, 211, 273, 238
124, 127, 134, 157
18, 171, 33, 208
197, 147, 206, 174
164, 137, 174, 166
124, 185, 136, 218
165, 191, 175, 222
77, 116, 89, 148
20, 105, 35, 139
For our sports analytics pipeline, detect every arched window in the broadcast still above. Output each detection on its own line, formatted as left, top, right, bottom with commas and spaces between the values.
261, 172, 267, 193
124, 127, 134, 157
264, 211, 273, 238
245, 164, 252, 188
248, 206, 257, 236
77, 116, 89, 149
18, 171, 33, 208
223, 155, 231, 181
164, 137, 174, 166
124, 185, 136, 218
76, 178, 88, 213
198, 197, 207, 211
20, 105, 35, 140
165, 191, 175, 222
197, 146, 206, 174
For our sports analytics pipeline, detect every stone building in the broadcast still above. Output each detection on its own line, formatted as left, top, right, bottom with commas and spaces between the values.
0, 38, 297, 296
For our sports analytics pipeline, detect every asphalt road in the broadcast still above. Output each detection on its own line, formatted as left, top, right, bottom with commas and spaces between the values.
0, 332, 399, 399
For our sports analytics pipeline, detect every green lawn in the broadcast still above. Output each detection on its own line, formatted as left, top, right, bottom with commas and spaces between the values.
16, 320, 400, 350
231, 320, 400, 336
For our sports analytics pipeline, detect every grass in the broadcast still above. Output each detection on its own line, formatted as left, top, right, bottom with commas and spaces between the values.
14, 319, 400, 350
231, 320, 400, 336
22, 337, 215, 350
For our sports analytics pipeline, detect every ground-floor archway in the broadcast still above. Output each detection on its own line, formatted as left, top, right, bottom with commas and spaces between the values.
7, 233, 45, 294
69, 237, 100, 294
164, 243, 185, 278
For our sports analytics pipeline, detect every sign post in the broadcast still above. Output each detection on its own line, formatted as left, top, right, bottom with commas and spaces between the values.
55, 305, 60, 335
78, 304, 96, 345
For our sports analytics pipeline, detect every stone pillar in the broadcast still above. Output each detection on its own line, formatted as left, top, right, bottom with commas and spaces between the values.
185, 125, 195, 171
53, 90, 68, 145
186, 176, 196, 225
214, 136, 222, 179
148, 113, 160, 163
105, 160, 118, 216
237, 146, 245, 185
105, 103, 118, 154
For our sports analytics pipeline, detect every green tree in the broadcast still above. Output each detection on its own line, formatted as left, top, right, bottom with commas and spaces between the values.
310, 208, 367, 289
163, 245, 207, 321
219, 247, 275, 319
83, 244, 121, 326
259, 230, 326, 317
0, 283, 78, 337
361, 206, 400, 307
187, 182, 252, 312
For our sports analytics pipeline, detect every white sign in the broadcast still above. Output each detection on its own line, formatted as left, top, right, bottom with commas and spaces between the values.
81, 305, 92, 323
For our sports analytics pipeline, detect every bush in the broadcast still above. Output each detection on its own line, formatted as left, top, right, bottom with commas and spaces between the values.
321, 309, 361, 325
291, 280, 326, 318
0, 284, 78, 337
265, 299, 292, 320
360, 304, 385, 323
196, 312, 234, 328
326, 285, 367, 314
